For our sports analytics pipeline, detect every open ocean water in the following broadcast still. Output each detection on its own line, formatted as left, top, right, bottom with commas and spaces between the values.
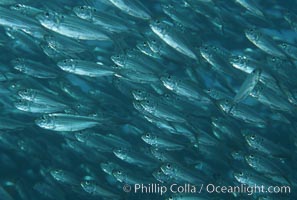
0, 0, 297, 199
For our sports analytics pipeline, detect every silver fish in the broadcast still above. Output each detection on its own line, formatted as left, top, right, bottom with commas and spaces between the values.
57, 59, 115, 77
36, 11, 110, 41
107, 0, 151, 20
35, 113, 102, 131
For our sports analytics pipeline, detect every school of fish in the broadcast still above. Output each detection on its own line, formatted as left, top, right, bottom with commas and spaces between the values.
0, 0, 296, 199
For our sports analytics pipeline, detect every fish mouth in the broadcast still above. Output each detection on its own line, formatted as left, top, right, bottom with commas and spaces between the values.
213, 99, 225, 112
14, 102, 28, 111
36, 14, 50, 24
113, 148, 127, 159
233, 172, 240, 180
132, 100, 144, 111
35, 114, 53, 129
36, 13, 57, 30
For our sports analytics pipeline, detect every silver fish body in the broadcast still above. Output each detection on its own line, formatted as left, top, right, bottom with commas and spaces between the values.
36, 11, 110, 41
35, 113, 102, 131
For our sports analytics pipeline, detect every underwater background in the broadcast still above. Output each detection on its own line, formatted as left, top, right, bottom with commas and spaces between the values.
0, 0, 296, 199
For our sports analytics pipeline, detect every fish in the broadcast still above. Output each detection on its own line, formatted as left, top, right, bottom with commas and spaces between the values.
216, 98, 267, 128
107, 0, 151, 20
35, 113, 103, 131
160, 74, 211, 103
80, 180, 120, 199
0, 6, 45, 38
57, 59, 115, 77
73, 5, 130, 33
233, 68, 261, 103
235, 0, 265, 19
36, 11, 111, 41
112, 168, 152, 184
43, 33, 88, 54
10, 3, 43, 16
11, 58, 58, 79
141, 132, 189, 150
150, 18, 197, 60
75, 131, 131, 151
245, 154, 292, 185
113, 148, 157, 168
138, 98, 187, 123
284, 12, 297, 33
17, 88, 64, 105
233, 169, 273, 187
244, 132, 291, 158
160, 162, 206, 185
50, 168, 80, 186
14, 99, 68, 113
250, 82, 295, 113
245, 27, 287, 58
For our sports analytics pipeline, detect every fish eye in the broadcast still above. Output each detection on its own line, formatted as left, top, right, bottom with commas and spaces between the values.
158, 169, 162, 173
250, 135, 255, 140
145, 133, 150, 137
169, 196, 173, 200
45, 12, 50, 17
117, 170, 122, 174
80, 6, 84, 10
166, 164, 171, 169
225, 99, 229, 103
249, 154, 254, 158
85, 180, 90, 185
156, 20, 160, 24
207, 88, 211, 92
239, 172, 243, 176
